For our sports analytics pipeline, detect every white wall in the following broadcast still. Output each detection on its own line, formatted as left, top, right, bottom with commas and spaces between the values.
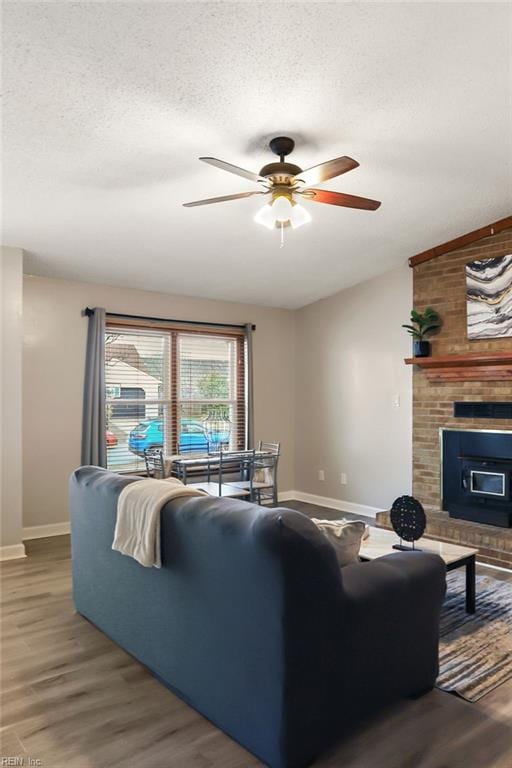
1, 247, 26, 558
294, 264, 413, 513
23, 275, 296, 529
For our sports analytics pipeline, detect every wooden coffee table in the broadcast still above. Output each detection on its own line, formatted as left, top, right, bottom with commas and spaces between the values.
359, 527, 478, 613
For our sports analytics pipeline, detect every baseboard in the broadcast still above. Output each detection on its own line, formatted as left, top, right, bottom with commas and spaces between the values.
284, 490, 384, 519
0, 543, 27, 561
19, 493, 381, 539
477, 561, 512, 574
23, 522, 71, 540
277, 490, 296, 503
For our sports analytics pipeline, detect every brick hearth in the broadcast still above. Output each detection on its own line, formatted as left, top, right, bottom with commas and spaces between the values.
409, 226, 512, 565
376, 509, 512, 569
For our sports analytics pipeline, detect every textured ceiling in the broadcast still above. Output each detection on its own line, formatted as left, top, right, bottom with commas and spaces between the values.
3, 2, 512, 308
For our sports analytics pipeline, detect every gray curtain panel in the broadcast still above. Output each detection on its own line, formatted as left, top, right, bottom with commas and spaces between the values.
245, 323, 254, 449
81, 308, 107, 467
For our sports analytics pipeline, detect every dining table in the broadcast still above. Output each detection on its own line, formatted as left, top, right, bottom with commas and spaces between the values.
164, 450, 277, 501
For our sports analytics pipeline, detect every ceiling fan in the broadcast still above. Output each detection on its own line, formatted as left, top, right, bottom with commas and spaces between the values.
183, 136, 381, 242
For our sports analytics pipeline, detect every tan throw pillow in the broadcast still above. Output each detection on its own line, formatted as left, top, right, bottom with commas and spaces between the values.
344, 518, 370, 540
312, 518, 366, 567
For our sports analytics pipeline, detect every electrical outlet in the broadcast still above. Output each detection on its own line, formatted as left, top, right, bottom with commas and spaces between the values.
318, 469, 325, 481
393, 394, 401, 408
340, 473, 347, 485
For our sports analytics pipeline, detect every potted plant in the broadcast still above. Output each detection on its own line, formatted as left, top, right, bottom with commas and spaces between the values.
402, 307, 442, 357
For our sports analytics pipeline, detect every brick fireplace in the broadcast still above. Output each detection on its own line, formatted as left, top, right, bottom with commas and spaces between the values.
378, 224, 512, 567
411, 227, 512, 516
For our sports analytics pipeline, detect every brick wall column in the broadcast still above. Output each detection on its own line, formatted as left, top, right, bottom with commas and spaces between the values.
412, 228, 512, 512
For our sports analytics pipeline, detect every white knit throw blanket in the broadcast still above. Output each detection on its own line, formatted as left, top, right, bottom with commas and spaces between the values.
112, 478, 205, 568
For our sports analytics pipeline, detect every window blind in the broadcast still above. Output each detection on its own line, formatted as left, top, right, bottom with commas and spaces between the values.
105, 324, 246, 472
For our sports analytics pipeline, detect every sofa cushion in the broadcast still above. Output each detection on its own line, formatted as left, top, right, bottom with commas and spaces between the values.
311, 519, 366, 567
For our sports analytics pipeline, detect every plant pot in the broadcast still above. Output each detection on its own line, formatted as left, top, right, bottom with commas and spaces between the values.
414, 340, 431, 358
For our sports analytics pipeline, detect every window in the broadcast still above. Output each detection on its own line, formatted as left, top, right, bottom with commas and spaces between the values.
111, 387, 146, 419
105, 325, 246, 472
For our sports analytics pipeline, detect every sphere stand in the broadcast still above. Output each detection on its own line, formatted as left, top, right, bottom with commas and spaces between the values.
392, 539, 422, 552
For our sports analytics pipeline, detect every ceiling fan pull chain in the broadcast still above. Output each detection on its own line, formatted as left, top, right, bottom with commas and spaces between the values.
280, 222, 285, 249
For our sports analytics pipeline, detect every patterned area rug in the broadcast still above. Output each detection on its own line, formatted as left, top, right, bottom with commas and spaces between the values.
437, 571, 512, 701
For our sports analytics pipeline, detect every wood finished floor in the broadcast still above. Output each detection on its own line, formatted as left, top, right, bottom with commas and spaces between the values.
1, 502, 511, 768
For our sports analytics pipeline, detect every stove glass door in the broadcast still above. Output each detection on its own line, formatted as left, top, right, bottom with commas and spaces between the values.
470, 470, 505, 497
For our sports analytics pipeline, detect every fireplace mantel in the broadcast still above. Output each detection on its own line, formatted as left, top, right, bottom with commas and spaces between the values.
404, 352, 512, 381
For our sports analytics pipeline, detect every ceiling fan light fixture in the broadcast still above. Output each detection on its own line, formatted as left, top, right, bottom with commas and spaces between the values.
289, 202, 312, 229
254, 193, 294, 230
253, 203, 275, 230
254, 193, 312, 233
271, 194, 293, 222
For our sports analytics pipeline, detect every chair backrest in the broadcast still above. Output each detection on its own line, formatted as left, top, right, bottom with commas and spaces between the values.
256, 442, 280, 472
258, 441, 280, 455
144, 447, 165, 479
255, 443, 281, 498
218, 449, 256, 494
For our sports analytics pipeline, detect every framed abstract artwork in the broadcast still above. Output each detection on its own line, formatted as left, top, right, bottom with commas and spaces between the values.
466, 254, 512, 339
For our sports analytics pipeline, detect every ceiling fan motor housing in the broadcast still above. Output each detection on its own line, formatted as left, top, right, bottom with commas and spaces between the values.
259, 161, 302, 181
260, 137, 302, 183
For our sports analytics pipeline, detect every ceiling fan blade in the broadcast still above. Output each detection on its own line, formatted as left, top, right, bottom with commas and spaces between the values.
199, 157, 267, 183
291, 156, 359, 187
183, 190, 268, 208
302, 188, 381, 211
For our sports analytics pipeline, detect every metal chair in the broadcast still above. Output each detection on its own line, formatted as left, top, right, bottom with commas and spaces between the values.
144, 447, 166, 479
226, 442, 280, 504
189, 449, 255, 499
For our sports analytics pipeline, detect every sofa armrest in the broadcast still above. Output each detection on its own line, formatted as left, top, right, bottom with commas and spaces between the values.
341, 551, 446, 613
279, 549, 447, 767
339, 551, 446, 698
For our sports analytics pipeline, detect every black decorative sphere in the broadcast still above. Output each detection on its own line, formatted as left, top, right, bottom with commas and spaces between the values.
390, 495, 426, 542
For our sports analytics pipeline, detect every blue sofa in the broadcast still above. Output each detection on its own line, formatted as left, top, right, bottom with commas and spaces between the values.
70, 467, 446, 768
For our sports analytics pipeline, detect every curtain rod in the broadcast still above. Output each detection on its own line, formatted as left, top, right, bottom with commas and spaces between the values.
83, 308, 255, 331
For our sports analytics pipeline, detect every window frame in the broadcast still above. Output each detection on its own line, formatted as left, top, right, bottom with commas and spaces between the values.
105, 321, 247, 471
